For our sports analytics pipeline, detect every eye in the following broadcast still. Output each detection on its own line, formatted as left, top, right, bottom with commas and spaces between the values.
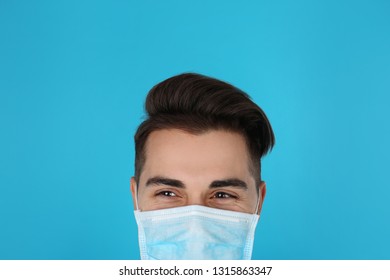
156, 190, 177, 197
214, 192, 237, 199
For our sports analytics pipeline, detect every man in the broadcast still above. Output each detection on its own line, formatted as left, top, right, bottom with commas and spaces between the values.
130, 73, 275, 260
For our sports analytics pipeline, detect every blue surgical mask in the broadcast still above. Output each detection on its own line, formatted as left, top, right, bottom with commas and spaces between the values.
134, 205, 259, 260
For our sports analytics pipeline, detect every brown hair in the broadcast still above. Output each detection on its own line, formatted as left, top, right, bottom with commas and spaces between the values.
134, 73, 275, 186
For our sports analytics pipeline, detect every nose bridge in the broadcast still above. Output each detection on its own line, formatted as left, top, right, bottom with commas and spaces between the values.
186, 191, 206, 206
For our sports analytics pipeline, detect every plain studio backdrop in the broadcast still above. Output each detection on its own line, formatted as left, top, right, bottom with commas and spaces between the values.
0, 0, 389, 259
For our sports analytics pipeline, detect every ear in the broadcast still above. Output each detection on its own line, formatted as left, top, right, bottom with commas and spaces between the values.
256, 181, 267, 215
130, 177, 138, 210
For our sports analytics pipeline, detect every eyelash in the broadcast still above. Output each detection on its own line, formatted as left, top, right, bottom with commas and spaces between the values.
155, 190, 238, 200
213, 192, 238, 200
156, 190, 177, 197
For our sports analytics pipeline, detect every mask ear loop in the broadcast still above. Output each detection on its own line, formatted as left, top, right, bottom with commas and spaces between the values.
134, 183, 140, 211
254, 193, 260, 215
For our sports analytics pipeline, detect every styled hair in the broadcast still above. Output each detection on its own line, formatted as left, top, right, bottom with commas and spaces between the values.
134, 73, 275, 186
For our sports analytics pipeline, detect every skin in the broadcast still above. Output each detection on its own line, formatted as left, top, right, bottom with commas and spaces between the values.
130, 129, 266, 214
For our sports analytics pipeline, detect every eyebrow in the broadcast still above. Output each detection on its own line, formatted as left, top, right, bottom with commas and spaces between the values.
209, 179, 248, 190
145, 176, 185, 188
145, 176, 247, 190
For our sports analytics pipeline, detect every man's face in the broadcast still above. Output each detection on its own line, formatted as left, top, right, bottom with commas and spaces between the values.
131, 129, 265, 214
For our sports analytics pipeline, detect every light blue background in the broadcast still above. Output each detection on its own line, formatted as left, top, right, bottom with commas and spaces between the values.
1, 0, 389, 259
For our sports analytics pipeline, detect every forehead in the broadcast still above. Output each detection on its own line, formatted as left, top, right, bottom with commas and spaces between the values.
141, 128, 252, 183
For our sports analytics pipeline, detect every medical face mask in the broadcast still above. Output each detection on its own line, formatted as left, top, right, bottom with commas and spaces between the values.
134, 204, 259, 260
